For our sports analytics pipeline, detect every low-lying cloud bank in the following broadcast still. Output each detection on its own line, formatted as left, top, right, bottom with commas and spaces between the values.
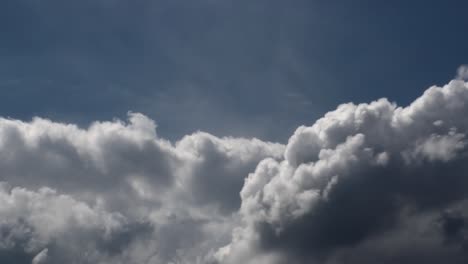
2, 79, 468, 263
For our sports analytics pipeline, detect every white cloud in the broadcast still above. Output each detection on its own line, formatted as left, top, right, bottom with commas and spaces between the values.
0, 112, 283, 263
217, 80, 468, 264
2, 77, 468, 264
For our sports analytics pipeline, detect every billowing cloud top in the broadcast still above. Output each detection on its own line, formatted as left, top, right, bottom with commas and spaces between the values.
2, 79, 468, 264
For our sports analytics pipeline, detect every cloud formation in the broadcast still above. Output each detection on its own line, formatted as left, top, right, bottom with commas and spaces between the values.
2, 79, 468, 263
216, 80, 468, 264
0, 112, 283, 263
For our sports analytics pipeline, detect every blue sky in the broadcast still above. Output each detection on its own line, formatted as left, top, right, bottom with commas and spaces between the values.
1, 0, 467, 141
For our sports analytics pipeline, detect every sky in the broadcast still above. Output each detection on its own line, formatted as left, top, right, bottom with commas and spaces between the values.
1, 1, 468, 264
1, 0, 468, 141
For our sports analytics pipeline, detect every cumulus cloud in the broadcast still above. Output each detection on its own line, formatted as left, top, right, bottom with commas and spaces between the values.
216, 80, 468, 264
0, 112, 283, 263
2, 78, 468, 264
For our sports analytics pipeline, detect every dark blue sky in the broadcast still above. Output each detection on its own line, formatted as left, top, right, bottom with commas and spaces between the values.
1, 0, 467, 141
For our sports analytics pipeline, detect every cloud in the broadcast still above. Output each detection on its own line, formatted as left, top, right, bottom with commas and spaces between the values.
457, 65, 468, 81
32, 249, 48, 264
0, 112, 283, 263
2, 77, 468, 263
216, 79, 468, 264
0, 183, 130, 264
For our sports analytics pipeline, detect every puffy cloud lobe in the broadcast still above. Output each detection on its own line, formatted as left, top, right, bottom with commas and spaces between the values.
0, 113, 173, 196
0, 183, 133, 264
217, 80, 468, 264
404, 129, 466, 163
